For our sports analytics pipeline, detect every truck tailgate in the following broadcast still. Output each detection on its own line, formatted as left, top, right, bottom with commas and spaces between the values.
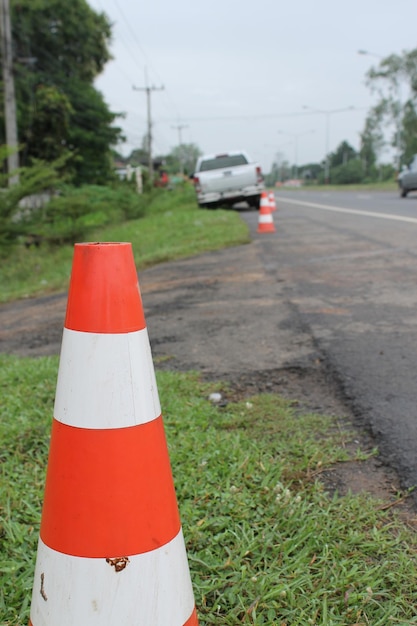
199, 165, 255, 193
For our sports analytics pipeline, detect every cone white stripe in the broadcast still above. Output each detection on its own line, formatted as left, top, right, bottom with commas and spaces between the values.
258, 214, 274, 224
30, 530, 195, 626
54, 328, 161, 429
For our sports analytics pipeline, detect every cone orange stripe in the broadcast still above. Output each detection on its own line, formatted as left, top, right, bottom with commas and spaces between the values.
185, 608, 199, 625
40, 416, 181, 557
65, 243, 146, 333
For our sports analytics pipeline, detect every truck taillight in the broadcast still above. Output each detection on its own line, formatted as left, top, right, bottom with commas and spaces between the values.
256, 166, 263, 183
193, 176, 201, 192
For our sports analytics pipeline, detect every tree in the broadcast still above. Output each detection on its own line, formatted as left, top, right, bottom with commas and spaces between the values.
65, 80, 123, 185
0, 0, 123, 184
365, 48, 417, 168
359, 109, 385, 179
329, 141, 357, 168
321, 141, 360, 183
401, 101, 417, 165
299, 162, 322, 181
0, 147, 68, 252
121, 147, 149, 168
13, 0, 112, 82
331, 159, 363, 184
164, 143, 202, 176
26, 85, 73, 161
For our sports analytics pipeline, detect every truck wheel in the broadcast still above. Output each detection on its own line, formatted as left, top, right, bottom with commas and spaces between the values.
249, 195, 261, 210
400, 185, 408, 198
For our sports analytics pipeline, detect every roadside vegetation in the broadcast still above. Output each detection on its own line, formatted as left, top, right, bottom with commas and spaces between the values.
273, 180, 398, 193
0, 183, 250, 303
267, 48, 417, 188
2, 357, 417, 625
266, 142, 399, 188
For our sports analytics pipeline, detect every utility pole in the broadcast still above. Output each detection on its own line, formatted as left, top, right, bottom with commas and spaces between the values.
133, 81, 164, 181
0, 0, 19, 185
277, 130, 314, 179
171, 123, 188, 174
171, 123, 188, 146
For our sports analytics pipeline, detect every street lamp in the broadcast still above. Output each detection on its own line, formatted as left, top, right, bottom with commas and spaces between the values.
302, 105, 355, 183
357, 49, 402, 172
277, 130, 315, 179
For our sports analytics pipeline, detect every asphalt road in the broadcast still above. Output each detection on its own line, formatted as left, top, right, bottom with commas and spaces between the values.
241, 188, 417, 495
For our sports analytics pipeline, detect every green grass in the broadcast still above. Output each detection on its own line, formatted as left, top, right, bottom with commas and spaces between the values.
274, 181, 398, 192
0, 185, 250, 303
1, 355, 417, 625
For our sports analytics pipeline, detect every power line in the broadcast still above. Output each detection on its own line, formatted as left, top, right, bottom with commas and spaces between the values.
112, 0, 153, 72
111, 0, 175, 105
109, 0, 182, 121
159, 107, 368, 124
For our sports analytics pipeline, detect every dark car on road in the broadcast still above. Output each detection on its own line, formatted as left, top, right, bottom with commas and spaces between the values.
398, 154, 417, 197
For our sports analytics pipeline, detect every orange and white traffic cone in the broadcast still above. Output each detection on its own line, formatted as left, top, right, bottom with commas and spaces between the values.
268, 191, 277, 212
257, 192, 276, 233
28, 242, 198, 626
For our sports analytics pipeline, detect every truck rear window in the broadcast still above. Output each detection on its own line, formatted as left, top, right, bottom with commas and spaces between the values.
199, 154, 248, 171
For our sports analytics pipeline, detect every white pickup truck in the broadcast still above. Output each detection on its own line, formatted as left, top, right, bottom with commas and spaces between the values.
192, 150, 265, 209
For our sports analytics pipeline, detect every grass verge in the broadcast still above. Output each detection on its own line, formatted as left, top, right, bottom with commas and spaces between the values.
0, 185, 250, 303
1, 355, 417, 625
274, 181, 398, 193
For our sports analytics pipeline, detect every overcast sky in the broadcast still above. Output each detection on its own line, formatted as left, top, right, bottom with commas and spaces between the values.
88, 0, 416, 172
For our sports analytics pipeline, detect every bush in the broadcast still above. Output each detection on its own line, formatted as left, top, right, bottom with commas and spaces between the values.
330, 160, 364, 184
0, 152, 68, 254
37, 185, 147, 245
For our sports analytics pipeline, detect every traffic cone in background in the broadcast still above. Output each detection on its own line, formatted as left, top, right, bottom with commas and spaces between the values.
28, 242, 198, 626
257, 192, 276, 233
268, 191, 277, 212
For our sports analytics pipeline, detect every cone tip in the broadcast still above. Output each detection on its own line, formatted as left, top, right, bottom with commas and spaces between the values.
65, 242, 146, 333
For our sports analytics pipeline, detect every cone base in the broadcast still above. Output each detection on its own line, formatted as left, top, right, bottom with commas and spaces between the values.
257, 224, 276, 233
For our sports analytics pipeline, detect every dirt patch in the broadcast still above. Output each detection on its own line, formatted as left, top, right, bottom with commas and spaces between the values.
157, 347, 416, 519
235, 368, 417, 522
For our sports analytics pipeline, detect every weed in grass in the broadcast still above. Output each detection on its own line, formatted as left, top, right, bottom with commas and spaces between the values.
1, 359, 417, 625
